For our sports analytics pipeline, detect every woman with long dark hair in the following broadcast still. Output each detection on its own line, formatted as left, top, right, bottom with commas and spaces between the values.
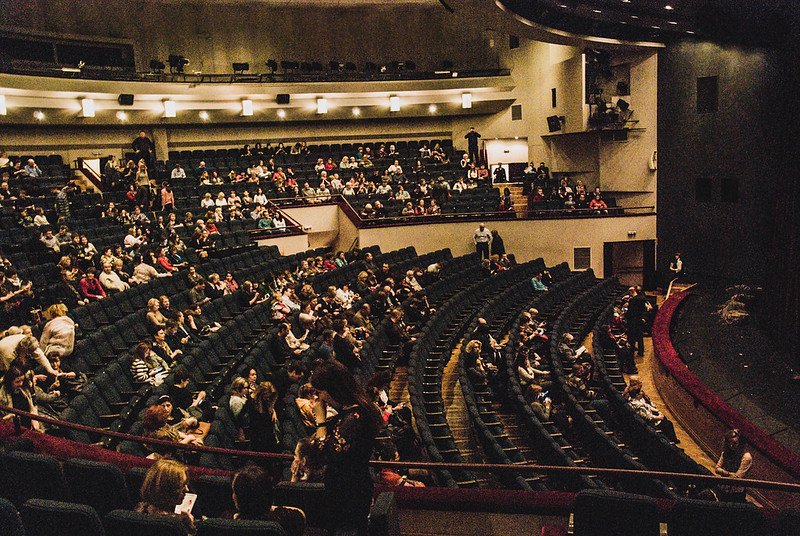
715, 428, 752, 502
311, 360, 382, 534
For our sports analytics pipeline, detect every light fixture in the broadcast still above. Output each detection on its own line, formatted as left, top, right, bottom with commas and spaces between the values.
352, 107, 361, 116
277, 109, 286, 118
592, 9, 602, 13
0, 95, 6, 116
389, 96, 400, 112
81, 98, 96, 118
116, 111, 128, 121
241, 99, 253, 117
428, 104, 438, 114
461, 93, 473, 109
316, 98, 328, 114
163, 100, 177, 118
668, 21, 678, 24
665, 4, 674, 9
199, 111, 209, 120
33, 111, 45, 121
631, 15, 639, 18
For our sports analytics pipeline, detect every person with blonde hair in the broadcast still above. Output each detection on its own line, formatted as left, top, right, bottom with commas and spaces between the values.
146, 298, 167, 329
136, 458, 195, 533
229, 376, 249, 420
39, 303, 76, 358
0, 333, 62, 378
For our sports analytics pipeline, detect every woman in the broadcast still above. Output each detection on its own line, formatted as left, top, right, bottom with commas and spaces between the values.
715, 429, 752, 502
39, 303, 76, 358
229, 377, 250, 420
136, 459, 196, 533
516, 351, 552, 390
625, 380, 679, 444
463, 339, 497, 385
311, 360, 382, 534
223, 272, 239, 294
142, 404, 202, 451
246, 381, 280, 454
291, 436, 326, 483
0, 364, 41, 431
146, 298, 168, 330
130, 342, 168, 386
230, 465, 306, 536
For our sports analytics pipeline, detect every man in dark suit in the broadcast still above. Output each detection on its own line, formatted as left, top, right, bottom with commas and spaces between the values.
465, 127, 481, 165
626, 287, 648, 357
132, 130, 155, 167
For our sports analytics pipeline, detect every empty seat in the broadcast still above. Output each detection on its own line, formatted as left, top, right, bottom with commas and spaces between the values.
104, 509, 189, 536
0, 497, 24, 536
64, 458, 131, 515
3, 451, 67, 506
196, 518, 287, 535
573, 489, 660, 536
668, 498, 765, 536
21, 498, 105, 536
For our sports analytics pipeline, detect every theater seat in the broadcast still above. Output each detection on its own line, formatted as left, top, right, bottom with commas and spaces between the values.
0, 498, 24, 536
104, 509, 189, 536
64, 458, 131, 516
668, 498, 765, 536
196, 518, 287, 535
368, 492, 400, 536
3, 451, 68, 506
21, 498, 105, 536
573, 489, 660, 536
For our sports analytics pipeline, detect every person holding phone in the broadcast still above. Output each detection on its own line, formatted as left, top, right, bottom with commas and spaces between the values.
136, 459, 196, 534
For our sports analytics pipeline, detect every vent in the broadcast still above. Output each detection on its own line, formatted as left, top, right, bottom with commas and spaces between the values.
551, 88, 557, 108
574, 247, 591, 271
511, 104, 522, 121
697, 76, 718, 113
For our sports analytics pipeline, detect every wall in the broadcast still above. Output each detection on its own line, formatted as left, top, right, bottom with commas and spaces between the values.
657, 40, 783, 283
484, 138, 529, 166
2, 1, 499, 73
358, 214, 656, 277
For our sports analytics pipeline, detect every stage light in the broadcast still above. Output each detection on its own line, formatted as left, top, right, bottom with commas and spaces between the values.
461, 93, 472, 109
277, 109, 286, 118
352, 107, 361, 116
116, 111, 128, 121
0, 95, 6, 116
389, 96, 400, 112
163, 100, 177, 118
81, 98, 96, 118
33, 110, 45, 121
199, 111, 209, 120
317, 98, 328, 114
241, 99, 254, 117
428, 104, 438, 114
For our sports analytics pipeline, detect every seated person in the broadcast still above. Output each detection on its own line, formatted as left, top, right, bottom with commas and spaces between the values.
624, 380, 679, 444
376, 440, 425, 487
130, 342, 169, 386
0, 363, 42, 431
136, 459, 196, 533
230, 465, 306, 536
167, 366, 206, 425
78, 267, 107, 301
141, 404, 203, 458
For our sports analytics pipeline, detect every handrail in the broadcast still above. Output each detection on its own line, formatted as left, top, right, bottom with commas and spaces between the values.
2, 404, 800, 495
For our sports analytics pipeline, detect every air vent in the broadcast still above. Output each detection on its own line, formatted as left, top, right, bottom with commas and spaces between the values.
574, 247, 591, 271
511, 104, 522, 121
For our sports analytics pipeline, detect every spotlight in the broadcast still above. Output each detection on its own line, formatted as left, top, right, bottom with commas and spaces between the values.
232, 62, 249, 74
461, 93, 472, 109
81, 98, 96, 118
277, 109, 286, 118
33, 110, 45, 121
317, 98, 328, 114
241, 99, 254, 117
116, 111, 128, 121
389, 96, 400, 112
0, 95, 6, 116
149, 59, 165, 72
352, 107, 361, 116
199, 111, 209, 120
163, 100, 177, 118
428, 104, 438, 114
168, 55, 189, 73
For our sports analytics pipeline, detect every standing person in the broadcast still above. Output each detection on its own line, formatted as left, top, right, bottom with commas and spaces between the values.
668, 252, 684, 287
490, 229, 505, 257
311, 360, 382, 534
715, 428, 752, 502
626, 287, 647, 357
132, 130, 155, 167
464, 127, 481, 165
473, 223, 492, 260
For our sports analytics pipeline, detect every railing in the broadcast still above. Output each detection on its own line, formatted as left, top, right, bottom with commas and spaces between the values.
1, 405, 799, 497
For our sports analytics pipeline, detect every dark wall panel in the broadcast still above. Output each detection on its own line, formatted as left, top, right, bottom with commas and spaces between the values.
657, 40, 784, 285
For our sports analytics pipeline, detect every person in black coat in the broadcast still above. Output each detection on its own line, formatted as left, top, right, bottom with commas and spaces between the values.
490, 230, 505, 257
246, 382, 280, 455
625, 287, 648, 357
132, 130, 156, 167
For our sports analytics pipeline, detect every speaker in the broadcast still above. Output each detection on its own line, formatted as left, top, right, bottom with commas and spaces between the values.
547, 115, 561, 132
118, 94, 134, 106
276, 94, 290, 105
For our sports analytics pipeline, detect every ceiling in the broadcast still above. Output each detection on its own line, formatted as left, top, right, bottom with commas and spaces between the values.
497, 0, 789, 45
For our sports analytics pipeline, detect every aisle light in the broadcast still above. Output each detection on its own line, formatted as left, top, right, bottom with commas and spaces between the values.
461, 93, 473, 109
0, 95, 6, 116
241, 99, 253, 117
352, 107, 361, 116
163, 100, 177, 118
389, 96, 400, 112
316, 98, 328, 114
81, 98, 96, 118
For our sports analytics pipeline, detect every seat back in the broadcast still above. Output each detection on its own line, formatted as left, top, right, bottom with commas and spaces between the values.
0, 497, 24, 536
64, 458, 131, 515
668, 498, 766, 536
369, 492, 400, 536
21, 498, 105, 536
3, 451, 67, 506
573, 489, 660, 536
197, 518, 287, 535
104, 509, 189, 536
193, 475, 234, 518
273, 482, 328, 528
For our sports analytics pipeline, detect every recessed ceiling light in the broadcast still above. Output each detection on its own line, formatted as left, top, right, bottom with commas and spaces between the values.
352, 107, 361, 116
631, 15, 639, 18
622, 0, 631, 2
652, 25, 661, 29
592, 9, 602, 13
558, 3, 567, 7
668, 20, 678, 24
686, 30, 695, 34
664, 4, 673, 9
276, 109, 286, 118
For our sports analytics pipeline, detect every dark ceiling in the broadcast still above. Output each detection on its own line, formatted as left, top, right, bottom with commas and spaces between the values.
499, 0, 789, 46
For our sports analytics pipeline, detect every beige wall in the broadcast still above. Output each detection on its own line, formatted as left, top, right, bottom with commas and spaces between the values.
256, 233, 309, 257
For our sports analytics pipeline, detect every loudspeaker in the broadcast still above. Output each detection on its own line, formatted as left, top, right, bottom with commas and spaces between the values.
276, 94, 290, 105
547, 115, 562, 132
118, 94, 134, 106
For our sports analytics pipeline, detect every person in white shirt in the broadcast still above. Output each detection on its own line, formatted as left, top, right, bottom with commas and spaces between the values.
376, 182, 393, 196
253, 188, 268, 206
215, 192, 228, 207
171, 165, 186, 179
99, 262, 130, 293
473, 223, 492, 260
124, 227, 146, 251
452, 178, 467, 192
386, 160, 403, 176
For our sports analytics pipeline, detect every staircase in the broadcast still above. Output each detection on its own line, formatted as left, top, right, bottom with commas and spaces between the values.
495, 184, 526, 217
442, 342, 485, 465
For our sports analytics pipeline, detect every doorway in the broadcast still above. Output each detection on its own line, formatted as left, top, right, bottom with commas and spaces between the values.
603, 240, 656, 290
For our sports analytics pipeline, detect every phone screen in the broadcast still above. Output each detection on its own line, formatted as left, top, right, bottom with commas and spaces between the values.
175, 492, 197, 515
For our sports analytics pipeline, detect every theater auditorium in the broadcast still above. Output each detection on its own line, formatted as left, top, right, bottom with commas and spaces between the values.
0, 0, 798, 534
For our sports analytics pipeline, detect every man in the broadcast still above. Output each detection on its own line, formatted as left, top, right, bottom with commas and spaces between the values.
272, 360, 306, 400
269, 323, 300, 364
23, 158, 42, 178
132, 130, 155, 166
39, 229, 60, 254
464, 126, 481, 165
493, 163, 507, 183
99, 262, 130, 293
626, 287, 647, 357
669, 252, 684, 281
171, 163, 186, 180
473, 223, 492, 260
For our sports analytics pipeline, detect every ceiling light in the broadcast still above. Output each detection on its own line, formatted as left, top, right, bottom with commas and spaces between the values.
116, 111, 128, 121
277, 109, 286, 118
622, 0, 631, 2
33, 111, 45, 121
665, 4, 674, 9
241, 99, 253, 117
668, 21, 678, 24
558, 3, 567, 7
163, 100, 176, 118
631, 15, 639, 19
199, 111, 209, 120
461, 93, 473, 109
0, 95, 7, 116
389, 96, 400, 112
652, 25, 661, 29
81, 98, 95, 118
592, 9, 602, 13
686, 30, 695, 34
316, 98, 328, 114
428, 104, 438, 114
352, 107, 361, 116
